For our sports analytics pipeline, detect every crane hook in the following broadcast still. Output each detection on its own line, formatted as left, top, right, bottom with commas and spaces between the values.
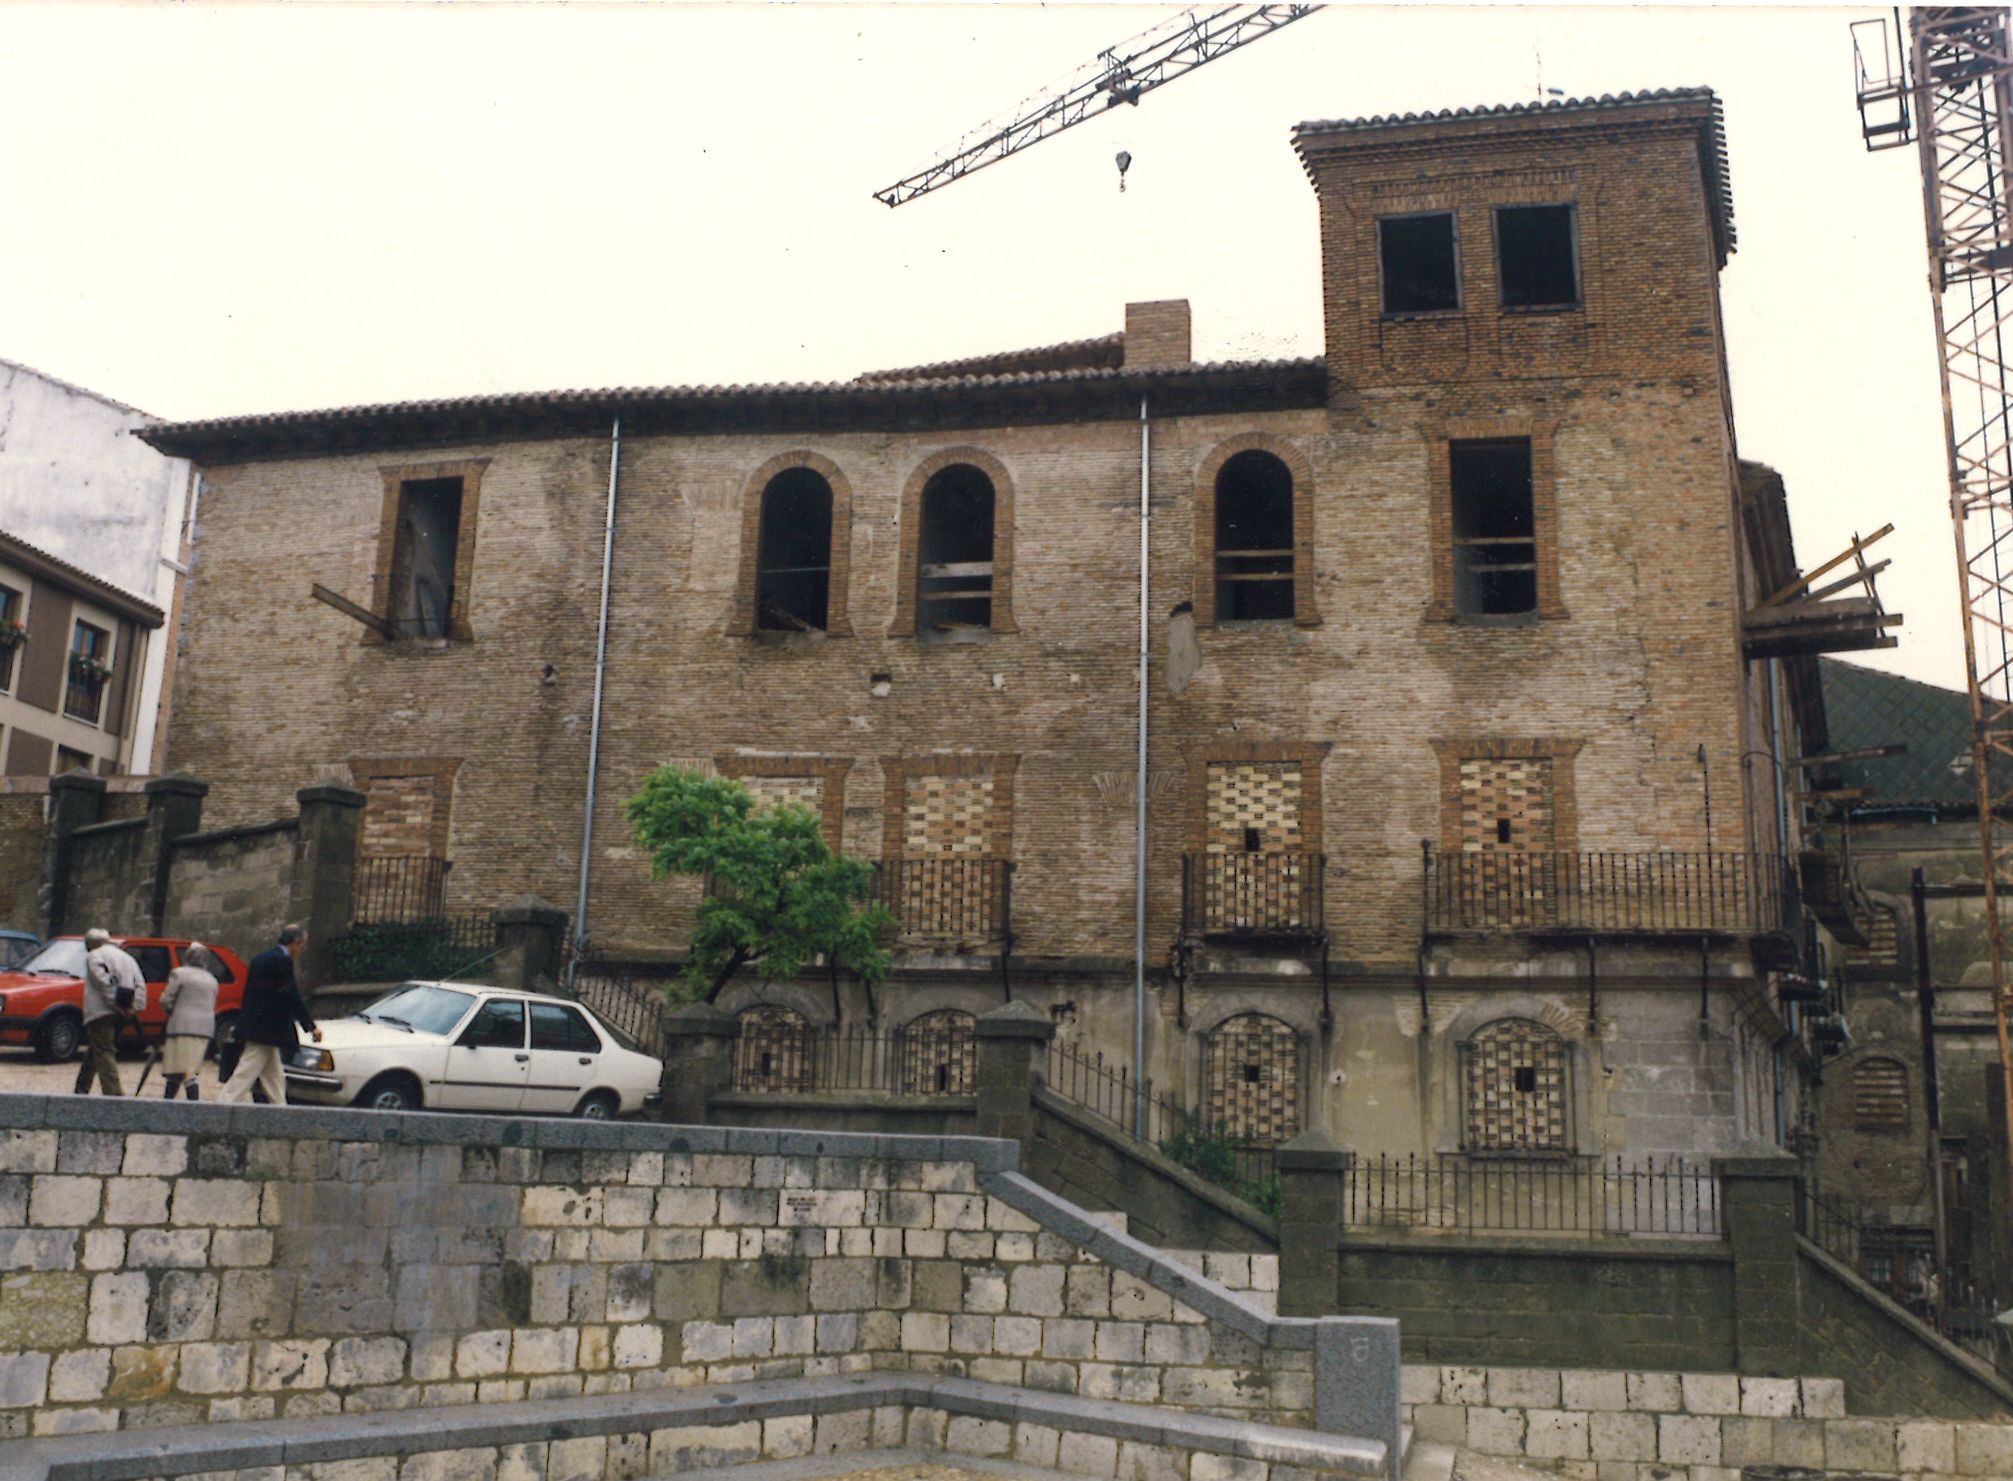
1116, 150, 1132, 193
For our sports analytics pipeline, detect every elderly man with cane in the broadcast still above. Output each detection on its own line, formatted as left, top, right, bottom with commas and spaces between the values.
76, 928, 143, 1096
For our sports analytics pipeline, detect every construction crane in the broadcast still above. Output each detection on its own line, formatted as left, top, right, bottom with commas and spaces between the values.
872, 5, 1320, 208
1852, 8, 2013, 1220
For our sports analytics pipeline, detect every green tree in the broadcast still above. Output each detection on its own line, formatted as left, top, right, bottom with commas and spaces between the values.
624, 766, 893, 1003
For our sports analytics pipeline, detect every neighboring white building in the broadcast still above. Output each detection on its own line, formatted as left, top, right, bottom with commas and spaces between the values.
0, 356, 194, 772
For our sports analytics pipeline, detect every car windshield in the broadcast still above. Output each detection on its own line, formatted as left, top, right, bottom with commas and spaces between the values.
356, 983, 475, 1037
16, 939, 86, 978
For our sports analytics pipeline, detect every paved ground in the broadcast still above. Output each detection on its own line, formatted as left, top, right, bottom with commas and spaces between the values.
0, 1042, 225, 1099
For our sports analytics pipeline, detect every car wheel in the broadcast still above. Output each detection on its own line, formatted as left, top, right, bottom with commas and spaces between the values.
209, 1013, 238, 1062
355, 1074, 422, 1113
575, 1090, 620, 1121
36, 1011, 81, 1064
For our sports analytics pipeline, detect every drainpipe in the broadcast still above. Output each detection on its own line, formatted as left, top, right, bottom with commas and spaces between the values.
1134, 395, 1151, 1124
568, 416, 622, 989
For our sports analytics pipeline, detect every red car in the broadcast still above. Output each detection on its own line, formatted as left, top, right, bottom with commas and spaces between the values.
0, 936, 250, 1063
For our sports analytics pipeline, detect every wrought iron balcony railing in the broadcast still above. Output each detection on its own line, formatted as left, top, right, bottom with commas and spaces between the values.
1423, 847, 1795, 938
1182, 851, 1325, 941
874, 857, 1012, 944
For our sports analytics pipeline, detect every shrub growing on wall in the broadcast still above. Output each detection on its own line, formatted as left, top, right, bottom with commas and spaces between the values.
625, 765, 892, 1003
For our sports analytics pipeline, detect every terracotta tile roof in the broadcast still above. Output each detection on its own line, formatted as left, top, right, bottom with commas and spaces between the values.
857, 332, 1125, 385
1292, 86, 1735, 264
135, 357, 1328, 465
0, 527, 165, 626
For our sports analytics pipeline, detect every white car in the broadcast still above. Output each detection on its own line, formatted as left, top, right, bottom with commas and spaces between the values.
283, 981, 663, 1119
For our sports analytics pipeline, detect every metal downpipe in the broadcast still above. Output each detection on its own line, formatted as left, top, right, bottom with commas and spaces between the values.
1135, 395, 1151, 1123
568, 416, 622, 990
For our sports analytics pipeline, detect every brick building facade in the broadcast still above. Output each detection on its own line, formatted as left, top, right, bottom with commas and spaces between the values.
144, 89, 1862, 1161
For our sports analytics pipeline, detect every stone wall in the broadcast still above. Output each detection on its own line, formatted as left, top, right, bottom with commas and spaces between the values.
55, 818, 149, 936
0, 789, 45, 932
1333, 1236, 1735, 1373
1401, 1362, 2013, 1479
0, 1096, 1393, 1460
160, 821, 299, 965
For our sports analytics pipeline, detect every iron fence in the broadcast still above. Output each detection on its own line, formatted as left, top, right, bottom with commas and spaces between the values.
1346, 1153, 1722, 1237
1424, 848, 1794, 936
1182, 852, 1325, 939
1044, 1041, 1280, 1209
1796, 1182, 2009, 1368
567, 956, 681, 1057
726, 1024, 978, 1096
352, 855, 452, 924
875, 857, 1012, 943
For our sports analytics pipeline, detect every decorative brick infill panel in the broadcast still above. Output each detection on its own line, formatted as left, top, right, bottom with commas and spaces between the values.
0, 1095, 1400, 1476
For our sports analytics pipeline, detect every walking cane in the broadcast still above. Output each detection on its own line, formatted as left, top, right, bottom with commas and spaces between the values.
133, 1037, 162, 1093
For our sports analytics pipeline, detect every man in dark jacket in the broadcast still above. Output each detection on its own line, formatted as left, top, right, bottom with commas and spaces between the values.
219, 924, 321, 1105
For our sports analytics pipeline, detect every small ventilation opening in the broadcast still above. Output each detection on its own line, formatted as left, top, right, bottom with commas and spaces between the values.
1243, 826, 1263, 854
1244, 1062, 1263, 1086
1496, 204, 1580, 309
1379, 212, 1459, 315
1513, 1065, 1538, 1094
1451, 439, 1537, 617
1496, 818, 1513, 845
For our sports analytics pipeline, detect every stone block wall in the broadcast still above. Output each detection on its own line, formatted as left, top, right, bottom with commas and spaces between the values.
56, 820, 149, 936
0, 788, 45, 932
161, 822, 299, 964
1401, 1362, 2013, 1480
0, 1098, 1380, 1450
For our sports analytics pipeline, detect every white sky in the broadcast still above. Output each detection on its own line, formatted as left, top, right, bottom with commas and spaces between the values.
0, 2, 1963, 691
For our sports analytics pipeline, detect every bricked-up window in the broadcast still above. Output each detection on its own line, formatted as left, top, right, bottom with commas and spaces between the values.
1495, 205, 1580, 310
63, 619, 109, 725
1846, 903, 1902, 969
1214, 451, 1296, 621
755, 468, 834, 632
733, 1006, 811, 1093
1464, 1019, 1568, 1152
1450, 440, 1537, 618
1204, 1014, 1301, 1145
900, 1009, 976, 1095
388, 477, 463, 639
1379, 212, 1460, 315
1854, 1057, 1909, 1132
916, 464, 996, 635
0, 584, 21, 693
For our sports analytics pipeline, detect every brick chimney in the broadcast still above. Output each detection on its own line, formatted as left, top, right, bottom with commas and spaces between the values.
1124, 300, 1192, 368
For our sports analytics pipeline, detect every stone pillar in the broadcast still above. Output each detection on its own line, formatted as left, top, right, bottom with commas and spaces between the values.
1714, 1152, 1803, 1375
491, 897, 569, 993
287, 784, 366, 988
1277, 1129, 1351, 1318
38, 769, 106, 937
973, 1000, 1054, 1143
658, 1002, 736, 1125
140, 774, 207, 933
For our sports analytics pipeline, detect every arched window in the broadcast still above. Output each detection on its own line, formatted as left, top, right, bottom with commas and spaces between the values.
732, 1006, 811, 1093
755, 468, 834, 632
916, 464, 996, 634
1214, 451, 1296, 621
900, 1008, 976, 1095
1203, 1014, 1302, 1145
1854, 1057, 1909, 1132
1463, 1019, 1568, 1152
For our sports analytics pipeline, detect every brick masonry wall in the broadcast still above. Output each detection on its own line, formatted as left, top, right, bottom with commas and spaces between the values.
0, 1103, 1328, 1443
1400, 1363, 2013, 1479
159, 825, 298, 965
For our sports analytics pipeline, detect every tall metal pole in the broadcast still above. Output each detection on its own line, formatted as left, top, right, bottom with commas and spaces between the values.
1135, 395, 1151, 1125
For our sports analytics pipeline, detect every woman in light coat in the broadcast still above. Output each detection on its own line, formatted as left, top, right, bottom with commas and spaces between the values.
158, 943, 219, 1100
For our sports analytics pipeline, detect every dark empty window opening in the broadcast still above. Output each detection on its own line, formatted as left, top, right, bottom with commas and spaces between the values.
1243, 827, 1263, 854
1496, 204, 1580, 310
917, 464, 995, 634
1450, 439, 1537, 618
389, 477, 463, 638
755, 468, 834, 632
1496, 818, 1513, 845
1379, 212, 1460, 315
1243, 1062, 1263, 1085
1215, 450, 1295, 620
1513, 1065, 1538, 1094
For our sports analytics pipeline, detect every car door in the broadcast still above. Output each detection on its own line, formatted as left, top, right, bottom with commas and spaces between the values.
435, 997, 530, 1111
127, 945, 174, 1039
521, 1002, 602, 1114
